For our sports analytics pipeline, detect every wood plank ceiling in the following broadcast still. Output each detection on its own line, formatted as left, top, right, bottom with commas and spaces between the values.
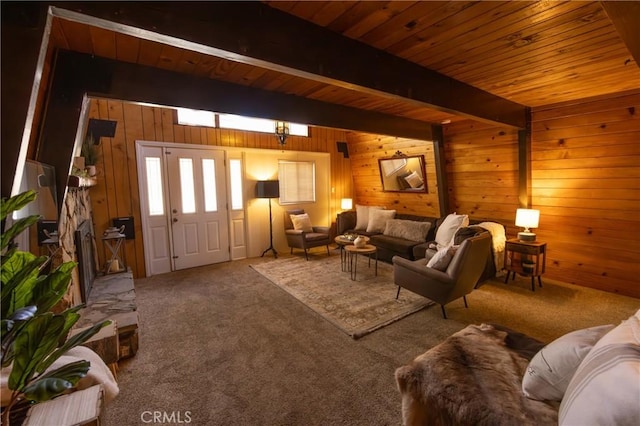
47, 1, 639, 128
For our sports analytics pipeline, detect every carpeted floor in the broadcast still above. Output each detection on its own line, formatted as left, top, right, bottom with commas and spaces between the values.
250, 255, 433, 339
102, 253, 640, 426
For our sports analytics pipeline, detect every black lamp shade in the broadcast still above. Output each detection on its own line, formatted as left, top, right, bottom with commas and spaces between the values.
256, 180, 280, 198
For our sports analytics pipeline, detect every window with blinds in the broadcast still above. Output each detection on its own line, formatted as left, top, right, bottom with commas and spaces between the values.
278, 160, 315, 204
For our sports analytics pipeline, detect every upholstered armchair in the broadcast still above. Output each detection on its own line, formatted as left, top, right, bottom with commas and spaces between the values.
392, 233, 492, 318
283, 209, 331, 260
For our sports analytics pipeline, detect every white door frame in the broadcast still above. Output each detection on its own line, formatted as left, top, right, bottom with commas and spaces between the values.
136, 141, 247, 276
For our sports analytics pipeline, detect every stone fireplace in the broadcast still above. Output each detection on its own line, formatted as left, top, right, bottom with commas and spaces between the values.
58, 187, 98, 307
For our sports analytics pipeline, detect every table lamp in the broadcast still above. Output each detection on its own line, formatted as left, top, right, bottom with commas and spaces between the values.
340, 198, 353, 210
515, 208, 540, 242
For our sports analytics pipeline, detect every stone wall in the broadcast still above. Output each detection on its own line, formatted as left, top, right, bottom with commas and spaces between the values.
58, 187, 98, 308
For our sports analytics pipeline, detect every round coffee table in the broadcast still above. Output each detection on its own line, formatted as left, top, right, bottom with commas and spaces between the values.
344, 244, 377, 281
335, 235, 369, 272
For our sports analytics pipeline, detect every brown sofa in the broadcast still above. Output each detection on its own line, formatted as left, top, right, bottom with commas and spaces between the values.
336, 210, 439, 263
337, 211, 503, 286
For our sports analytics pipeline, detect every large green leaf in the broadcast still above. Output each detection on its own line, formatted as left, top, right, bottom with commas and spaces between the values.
1, 216, 40, 251
21, 360, 90, 402
1, 253, 46, 318
8, 313, 65, 391
38, 319, 111, 374
0, 190, 37, 221
32, 261, 76, 313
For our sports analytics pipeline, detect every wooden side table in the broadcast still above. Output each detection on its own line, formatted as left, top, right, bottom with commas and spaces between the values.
504, 239, 547, 291
345, 244, 377, 281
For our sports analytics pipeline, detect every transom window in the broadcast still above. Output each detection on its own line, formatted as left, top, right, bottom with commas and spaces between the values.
177, 108, 308, 136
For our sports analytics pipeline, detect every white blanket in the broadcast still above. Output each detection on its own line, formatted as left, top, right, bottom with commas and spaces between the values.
477, 222, 506, 276
1, 345, 119, 407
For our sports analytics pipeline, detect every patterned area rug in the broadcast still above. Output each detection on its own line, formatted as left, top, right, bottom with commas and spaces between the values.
251, 254, 434, 339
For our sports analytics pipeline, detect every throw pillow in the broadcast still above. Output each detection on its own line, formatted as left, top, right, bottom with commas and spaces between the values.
435, 213, 469, 249
404, 170, 424, 188
366, 209, 396, 233
426, 246, 457, 271
522, 324, 615, 402
290, 213, 313, 232
383, 219, 432, 243
559, 309, 640, 426
355, 204, 384, 231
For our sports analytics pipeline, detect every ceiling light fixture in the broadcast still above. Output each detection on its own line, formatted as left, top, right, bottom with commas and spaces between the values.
275, 121, 290, 146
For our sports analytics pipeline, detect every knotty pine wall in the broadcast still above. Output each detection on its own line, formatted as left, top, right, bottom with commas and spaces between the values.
442, 90, 639, 298
86, 98, 350, 278
530, 89, 639, 298
346, 132, 440, 216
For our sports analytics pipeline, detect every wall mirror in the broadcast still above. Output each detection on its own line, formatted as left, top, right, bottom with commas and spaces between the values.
378, 152, 427, 193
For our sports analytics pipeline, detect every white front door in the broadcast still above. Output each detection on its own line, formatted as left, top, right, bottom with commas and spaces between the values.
166, 147, 230, 270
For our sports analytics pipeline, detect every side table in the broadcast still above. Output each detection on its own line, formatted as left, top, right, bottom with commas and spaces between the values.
102, 232, 127, 274
334, 235, 369, 272
504, 239, 547, 291
345, 244, 377, 281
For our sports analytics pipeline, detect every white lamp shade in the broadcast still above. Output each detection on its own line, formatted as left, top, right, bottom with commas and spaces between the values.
340, 198, 353, 210
515, 209, 540, 229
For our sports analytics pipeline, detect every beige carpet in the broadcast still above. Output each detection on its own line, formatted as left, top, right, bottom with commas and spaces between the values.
251, 254, 433, 338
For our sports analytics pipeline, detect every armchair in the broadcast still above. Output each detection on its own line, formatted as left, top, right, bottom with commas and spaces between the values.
283, 209, 331, 260
392, 233, 492, 319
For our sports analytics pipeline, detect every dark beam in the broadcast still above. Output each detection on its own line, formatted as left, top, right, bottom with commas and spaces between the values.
430, 125, 449, 216
57, 50, 434, 140
600, 1, 640, 67
1, 2, 48, 199
40, 50, 437, 209
50, 1, 528, 129
517, 128, 531, 209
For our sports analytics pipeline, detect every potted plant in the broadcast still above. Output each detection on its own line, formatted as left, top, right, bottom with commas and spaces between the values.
81, 135, 99, 177
1, 190, 110, 425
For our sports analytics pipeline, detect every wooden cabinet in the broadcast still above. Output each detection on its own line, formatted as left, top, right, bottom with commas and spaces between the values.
504, 239, 547, 291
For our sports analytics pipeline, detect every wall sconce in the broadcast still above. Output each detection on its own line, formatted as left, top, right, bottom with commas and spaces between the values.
275, 121, 290, 146
515, 208, 540, 242
340, 198, 353, 210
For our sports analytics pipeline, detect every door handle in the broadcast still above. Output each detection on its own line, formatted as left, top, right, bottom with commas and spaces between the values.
173, 218, 178, 223
173, 209, 178, 214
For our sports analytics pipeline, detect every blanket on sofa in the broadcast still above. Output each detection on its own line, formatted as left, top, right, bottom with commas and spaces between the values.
395, 324, 558, 426
477, 221, 506, 275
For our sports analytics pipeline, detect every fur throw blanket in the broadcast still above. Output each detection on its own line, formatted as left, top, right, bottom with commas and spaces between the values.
395, 324, 558, 426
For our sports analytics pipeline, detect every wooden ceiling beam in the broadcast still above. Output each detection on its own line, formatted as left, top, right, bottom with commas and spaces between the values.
40, 49, 436, 205
49, 1, 528, 129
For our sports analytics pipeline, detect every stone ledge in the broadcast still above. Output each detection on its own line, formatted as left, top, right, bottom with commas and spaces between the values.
75, 271, 139, 360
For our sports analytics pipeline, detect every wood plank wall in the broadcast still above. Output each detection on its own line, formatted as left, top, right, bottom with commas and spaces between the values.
531, 89, 640, 298
443, 120, 520, 228
345, 132, 440, 216
443, 89, 639, 299
86, 98, 349, 278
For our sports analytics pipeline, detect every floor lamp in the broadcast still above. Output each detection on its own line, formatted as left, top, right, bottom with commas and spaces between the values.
256, 180, 280, 258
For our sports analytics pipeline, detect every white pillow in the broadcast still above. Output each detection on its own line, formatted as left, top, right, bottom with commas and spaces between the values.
426, 246, 457, 271
354, 205, 384, 231
559, 310, 640, 426
290, 213, 312, 232
435, 213, 469, 249
522, 324, 614, 402
404, 170, 424, 188
366, 209, 396, 233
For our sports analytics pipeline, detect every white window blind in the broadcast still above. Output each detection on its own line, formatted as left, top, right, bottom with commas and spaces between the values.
278, 161, 315, 204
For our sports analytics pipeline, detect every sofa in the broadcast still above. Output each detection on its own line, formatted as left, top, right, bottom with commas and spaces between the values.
337, 208, 438, 263
336, 208, 505, 286
395, 309, 640, 425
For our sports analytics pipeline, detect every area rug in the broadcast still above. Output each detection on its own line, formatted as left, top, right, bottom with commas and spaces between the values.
250, 254, 434, 339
